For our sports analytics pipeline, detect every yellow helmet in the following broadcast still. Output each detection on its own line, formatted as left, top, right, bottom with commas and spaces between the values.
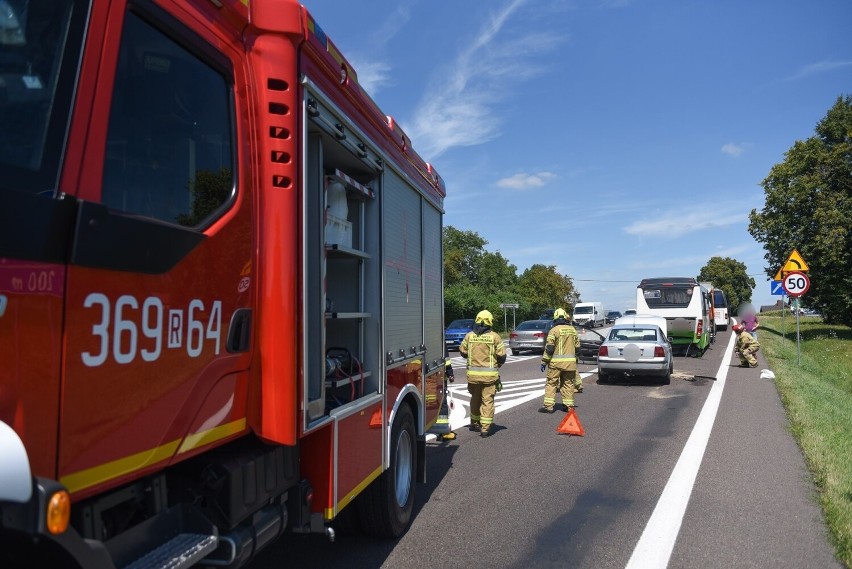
553, 308, 568, 321
475, 310, 493, 327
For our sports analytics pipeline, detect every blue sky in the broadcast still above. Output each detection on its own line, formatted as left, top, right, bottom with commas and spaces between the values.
302, 0, 851, 314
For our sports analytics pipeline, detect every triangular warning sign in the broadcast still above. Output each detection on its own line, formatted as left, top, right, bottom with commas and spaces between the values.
773, 268, 783, 281
782, 249, 809, 273
369, 409, 383, 428
557, 408, 585, 436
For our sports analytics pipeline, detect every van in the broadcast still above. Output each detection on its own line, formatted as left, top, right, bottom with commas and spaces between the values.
573, 301, 605, 327
636, 277, 711, 353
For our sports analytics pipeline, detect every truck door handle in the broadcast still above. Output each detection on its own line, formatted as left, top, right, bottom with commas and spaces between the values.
227, 308, 252, 353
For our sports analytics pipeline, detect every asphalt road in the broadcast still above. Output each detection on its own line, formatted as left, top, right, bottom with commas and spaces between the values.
251, 327, 841, 569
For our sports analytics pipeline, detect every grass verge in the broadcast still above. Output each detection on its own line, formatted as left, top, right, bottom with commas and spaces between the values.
758, 313, 852, 567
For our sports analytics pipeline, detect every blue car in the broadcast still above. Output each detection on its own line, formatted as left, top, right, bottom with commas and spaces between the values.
445, 319, 475, 351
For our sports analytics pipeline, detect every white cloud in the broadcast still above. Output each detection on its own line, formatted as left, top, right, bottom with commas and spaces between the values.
624, 209, 748, 238
408, 0, 563, 159
496, 171, 557, 189
721, 142, 746, 158
349, 58, 393, 95
786, 60, 852, 81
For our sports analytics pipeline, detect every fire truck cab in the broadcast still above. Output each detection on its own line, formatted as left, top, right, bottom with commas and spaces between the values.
0, 1, 447, 567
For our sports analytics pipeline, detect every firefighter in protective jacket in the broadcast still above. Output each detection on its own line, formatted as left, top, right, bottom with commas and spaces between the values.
460, 310, 506, 438
733, 323, 760, 367
539, 308, 581, 413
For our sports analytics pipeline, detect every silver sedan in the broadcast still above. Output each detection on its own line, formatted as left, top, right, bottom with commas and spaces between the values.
509, 319, 551, 354
597, 324, 673, 384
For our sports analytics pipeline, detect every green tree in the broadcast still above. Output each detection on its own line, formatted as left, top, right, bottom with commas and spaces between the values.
748, 95, 852, 325
697, 256, 755, 313
176, 168, 233, 227
443, 226, 487, 287
443, 227, 518, 326
516, 264, 579, 320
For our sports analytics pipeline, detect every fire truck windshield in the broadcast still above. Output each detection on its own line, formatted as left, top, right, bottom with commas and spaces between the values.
0, 0, 86, 194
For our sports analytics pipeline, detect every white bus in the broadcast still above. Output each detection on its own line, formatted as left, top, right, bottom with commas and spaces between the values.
636, 277, 712, 353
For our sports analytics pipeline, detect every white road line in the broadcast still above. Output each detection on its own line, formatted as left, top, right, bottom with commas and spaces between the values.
625, 327, 737, 569
444, 371, 595, 431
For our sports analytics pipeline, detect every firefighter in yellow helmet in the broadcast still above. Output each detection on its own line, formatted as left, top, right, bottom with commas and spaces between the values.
460, 310, 506, 438
539, 308, 581, 413
733, 323, 760, 367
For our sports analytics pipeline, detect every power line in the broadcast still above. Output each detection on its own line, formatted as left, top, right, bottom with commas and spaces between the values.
572, 273, 770, 284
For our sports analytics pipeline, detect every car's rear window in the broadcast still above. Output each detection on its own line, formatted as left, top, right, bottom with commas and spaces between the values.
516, 320, 549, 331
447, 319, 474, 329
609, 328, 659, 341
713, 290, 727, 307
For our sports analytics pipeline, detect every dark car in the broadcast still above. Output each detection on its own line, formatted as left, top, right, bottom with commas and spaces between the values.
575, 326, 605, 362
606, 311, 622, 324
539, 308, 556, 321
445, 318, 475, 351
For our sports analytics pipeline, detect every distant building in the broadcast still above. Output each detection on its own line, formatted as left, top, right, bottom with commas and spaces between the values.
760, 300, 785, 313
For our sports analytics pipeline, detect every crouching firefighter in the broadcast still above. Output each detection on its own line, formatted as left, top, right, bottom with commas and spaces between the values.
460, 310, 506, 438
539, 308, 581, 413
733, 323, 760, 368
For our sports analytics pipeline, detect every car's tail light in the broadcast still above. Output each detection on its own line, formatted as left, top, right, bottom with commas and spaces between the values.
510, 333, 518, 339
654, 346, 665, 357
534, 332, 545, 338
599, 346, 608, 357
697, 319, 703, 337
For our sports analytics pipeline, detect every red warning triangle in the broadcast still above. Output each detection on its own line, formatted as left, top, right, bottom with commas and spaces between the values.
369, 409, 383, 428
557, 408, 585, 436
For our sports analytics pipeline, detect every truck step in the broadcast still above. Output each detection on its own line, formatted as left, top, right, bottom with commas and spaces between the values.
123, 533, 218, 569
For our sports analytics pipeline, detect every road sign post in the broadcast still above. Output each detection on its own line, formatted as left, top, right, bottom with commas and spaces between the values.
774, 249, 811, 348
499, 303, 519, 331
780, 271, 810, 365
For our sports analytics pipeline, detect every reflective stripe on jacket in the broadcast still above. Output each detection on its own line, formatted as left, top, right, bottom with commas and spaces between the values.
461, 331, 505, 382
543, 324, 580, 371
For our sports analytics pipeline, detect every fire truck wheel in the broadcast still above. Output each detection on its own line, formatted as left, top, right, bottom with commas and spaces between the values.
357, 403, 416, 537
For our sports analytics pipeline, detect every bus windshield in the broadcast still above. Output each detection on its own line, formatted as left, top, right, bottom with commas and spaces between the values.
641, 285, 694, 308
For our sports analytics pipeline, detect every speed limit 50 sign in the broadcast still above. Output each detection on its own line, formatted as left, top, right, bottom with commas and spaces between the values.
782, 271, 810, 297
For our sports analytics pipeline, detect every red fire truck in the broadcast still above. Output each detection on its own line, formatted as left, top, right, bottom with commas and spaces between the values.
0, 0, 449, 567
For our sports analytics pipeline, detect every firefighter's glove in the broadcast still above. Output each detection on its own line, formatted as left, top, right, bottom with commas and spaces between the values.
540, 363, 547, 373
446, 368, 455, 382
495, 379, 503, 392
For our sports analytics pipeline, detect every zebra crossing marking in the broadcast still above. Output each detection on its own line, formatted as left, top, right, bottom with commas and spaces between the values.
438, 372, 596, 433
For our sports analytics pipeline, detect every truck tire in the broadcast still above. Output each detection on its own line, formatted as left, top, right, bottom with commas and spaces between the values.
357, 403, 416, 537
